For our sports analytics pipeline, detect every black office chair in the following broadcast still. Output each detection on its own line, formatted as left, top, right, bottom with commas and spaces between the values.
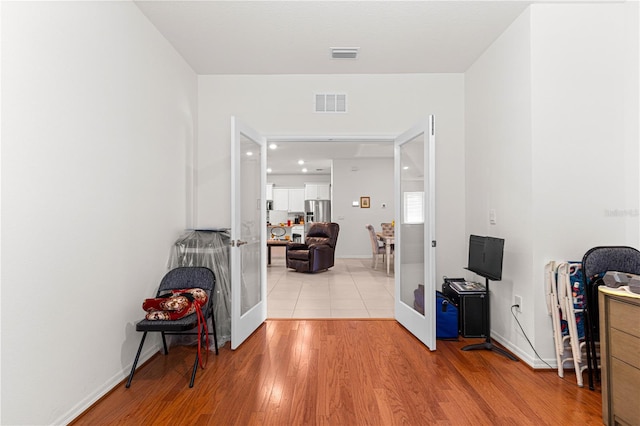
581, 246, 640, 390
126, 267, 219, 388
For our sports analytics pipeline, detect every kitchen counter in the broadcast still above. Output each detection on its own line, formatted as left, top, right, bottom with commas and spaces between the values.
268, 224, 305, 242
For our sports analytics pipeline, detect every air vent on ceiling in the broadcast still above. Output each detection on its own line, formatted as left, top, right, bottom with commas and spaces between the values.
331, 47, 359, 59
315, 93, 347, 113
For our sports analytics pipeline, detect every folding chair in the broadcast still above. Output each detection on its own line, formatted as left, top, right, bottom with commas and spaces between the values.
126, 267, 219, 388
545, 261, 572, 380
556, 262, 588, 386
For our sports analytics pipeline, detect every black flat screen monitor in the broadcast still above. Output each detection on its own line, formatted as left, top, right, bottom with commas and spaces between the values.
466, 235, 505, 281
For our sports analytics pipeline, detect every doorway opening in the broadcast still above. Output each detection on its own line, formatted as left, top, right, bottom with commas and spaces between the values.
231, 116, 435, 350
264, 136, 395, 319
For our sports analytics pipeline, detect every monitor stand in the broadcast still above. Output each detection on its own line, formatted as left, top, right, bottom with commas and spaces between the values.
461, 277, 518, 361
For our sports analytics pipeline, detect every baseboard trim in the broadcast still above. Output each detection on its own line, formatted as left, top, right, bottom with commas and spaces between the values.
61, 342, 161, 425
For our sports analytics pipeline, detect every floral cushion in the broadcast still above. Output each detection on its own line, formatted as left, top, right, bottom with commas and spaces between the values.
142, 288, 207, 321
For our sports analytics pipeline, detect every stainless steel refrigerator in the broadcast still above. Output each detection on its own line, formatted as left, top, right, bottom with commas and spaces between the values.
304, 199, 331, 233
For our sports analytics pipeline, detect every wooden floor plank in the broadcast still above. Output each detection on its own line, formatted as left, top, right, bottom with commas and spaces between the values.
72, 320, 602, 425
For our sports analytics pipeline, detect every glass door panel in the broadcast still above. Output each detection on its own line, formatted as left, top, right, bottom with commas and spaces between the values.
239, 133, 262, 316
230, 117, 267, 350
399, 135, 425, 309
394, 116, 436, 350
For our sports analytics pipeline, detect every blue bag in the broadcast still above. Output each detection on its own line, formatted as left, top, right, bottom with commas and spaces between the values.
436, 290, 458, 339
413, 285, 459, 339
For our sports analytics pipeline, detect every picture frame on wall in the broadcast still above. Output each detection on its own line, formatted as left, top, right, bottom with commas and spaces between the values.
360, 196, 370, 208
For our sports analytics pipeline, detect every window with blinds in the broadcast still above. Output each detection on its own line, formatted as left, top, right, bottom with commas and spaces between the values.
403, 191, 424, 224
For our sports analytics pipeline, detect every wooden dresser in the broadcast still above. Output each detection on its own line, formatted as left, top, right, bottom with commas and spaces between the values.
599, 288, 640, 426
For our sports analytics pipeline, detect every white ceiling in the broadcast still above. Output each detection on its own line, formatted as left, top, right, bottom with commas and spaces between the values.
266, 139, 394, 175
134, 0, 532, 174
134, 1, 531, 75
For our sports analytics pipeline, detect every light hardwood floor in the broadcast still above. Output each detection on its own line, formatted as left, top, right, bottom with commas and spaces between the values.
73, 319, 601, 425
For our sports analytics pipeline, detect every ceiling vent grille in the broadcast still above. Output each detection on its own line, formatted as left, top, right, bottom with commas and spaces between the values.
331, 47, 359, 59
315, 94, 347, 113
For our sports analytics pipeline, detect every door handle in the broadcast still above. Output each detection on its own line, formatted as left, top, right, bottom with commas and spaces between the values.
232, 240, 248, 247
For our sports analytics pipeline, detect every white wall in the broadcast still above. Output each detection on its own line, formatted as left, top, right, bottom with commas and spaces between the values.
198, 73, 466, 278
1, 3, 197, 424
465, 3, 639, 367
529, 2, 639, 364
465, 7, 536, 363
332, 157, 394, 258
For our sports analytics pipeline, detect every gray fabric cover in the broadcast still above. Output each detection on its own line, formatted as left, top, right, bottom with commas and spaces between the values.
167, 230, 231, 348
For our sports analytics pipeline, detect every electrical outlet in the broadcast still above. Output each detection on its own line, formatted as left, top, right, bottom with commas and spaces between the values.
514, 295, 522, 312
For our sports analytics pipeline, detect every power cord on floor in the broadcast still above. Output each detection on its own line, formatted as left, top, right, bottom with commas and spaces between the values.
511, 305, 589, 386
510, 304, 554, 370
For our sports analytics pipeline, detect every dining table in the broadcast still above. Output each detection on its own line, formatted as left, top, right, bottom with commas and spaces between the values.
376, 232, 395, 275
267, 239, 289, 265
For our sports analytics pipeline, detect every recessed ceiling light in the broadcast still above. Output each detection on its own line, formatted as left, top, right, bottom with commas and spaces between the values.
302, 168, 308, 173
298, 159, 305, 165
269, 143, 278, 150
246, 151, 253, 156
403, 166, 409, 170
267, 168, 272, 173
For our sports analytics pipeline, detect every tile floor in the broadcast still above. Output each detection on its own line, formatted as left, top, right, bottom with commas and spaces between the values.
267, 247, 394, 318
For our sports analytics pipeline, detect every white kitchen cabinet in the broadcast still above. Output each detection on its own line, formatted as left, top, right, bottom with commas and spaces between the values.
317, 184, 330, 200
273, 188, 305, 212
288, 188, 305, 212
272, 188, 289, 211
304, 183, 330, 200
266, 183, 274, 201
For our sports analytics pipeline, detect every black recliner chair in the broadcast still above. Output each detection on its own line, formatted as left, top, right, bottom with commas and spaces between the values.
286, 222, 340, 273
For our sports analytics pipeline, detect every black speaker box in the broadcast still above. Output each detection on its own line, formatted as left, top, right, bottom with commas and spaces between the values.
442, 281, 487, 338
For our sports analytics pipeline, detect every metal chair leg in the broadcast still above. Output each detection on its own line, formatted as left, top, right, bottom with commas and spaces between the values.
189, 325, 208, 388
189, 351, 199, 388
211, 315, 219, 355
161, 331, 169, 354
125, 332, 147, 388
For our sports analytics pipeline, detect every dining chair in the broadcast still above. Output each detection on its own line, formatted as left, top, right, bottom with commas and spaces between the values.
366, 224, 387, 269
380, 222, 394, 236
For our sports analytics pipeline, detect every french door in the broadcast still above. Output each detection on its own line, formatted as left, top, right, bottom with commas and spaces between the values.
230, 117, 267, 350
394, 116, 436, 350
